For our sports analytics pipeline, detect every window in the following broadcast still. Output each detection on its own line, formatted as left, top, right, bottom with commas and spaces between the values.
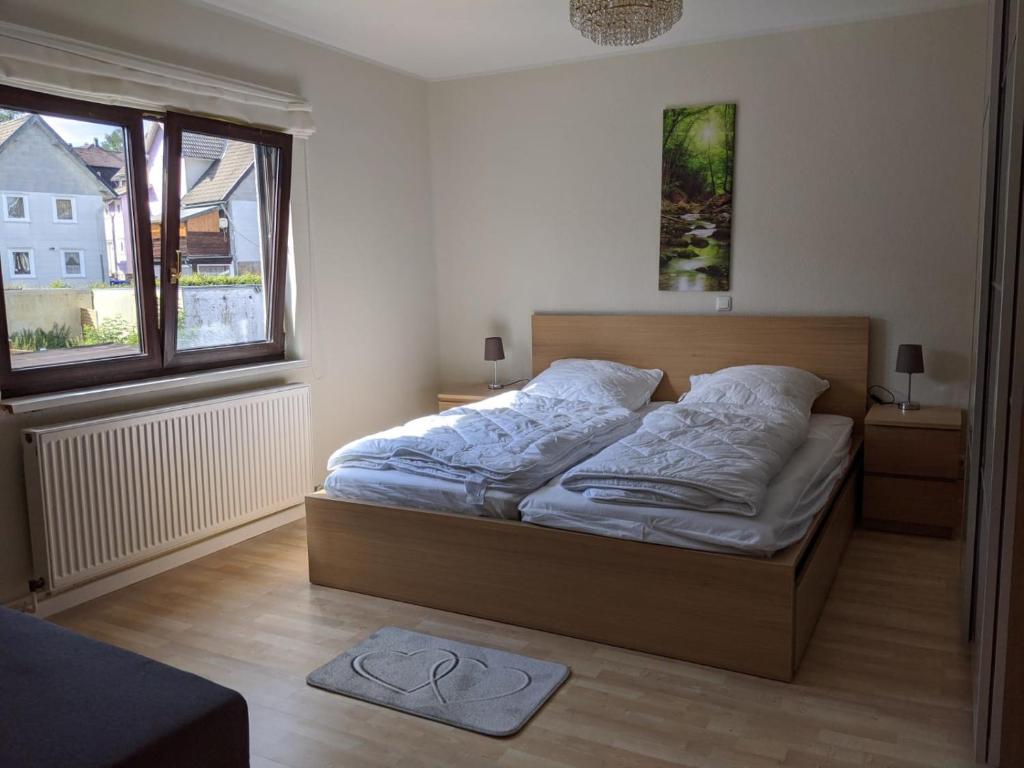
161, 113, 290, 367
61, 249, 84, 277
3, 194, 28, 222
9, 249, 34, 278
52, 196, 77, 223
0, 84, 292, 397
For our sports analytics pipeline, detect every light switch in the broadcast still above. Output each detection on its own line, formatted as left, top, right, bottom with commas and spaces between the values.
715, 296, 732, 312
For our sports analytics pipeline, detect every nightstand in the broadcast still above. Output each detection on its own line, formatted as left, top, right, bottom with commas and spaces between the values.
863, 403, 964, 538
437, 382, 524, 412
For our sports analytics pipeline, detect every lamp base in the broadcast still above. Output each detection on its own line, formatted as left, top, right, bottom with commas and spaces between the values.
487, 383, 503, 390
897, 401, 920, 412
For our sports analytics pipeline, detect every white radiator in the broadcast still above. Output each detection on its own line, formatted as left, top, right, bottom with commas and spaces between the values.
23, 384, 312, 594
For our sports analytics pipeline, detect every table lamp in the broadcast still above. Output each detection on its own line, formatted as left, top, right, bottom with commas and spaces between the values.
485, 336, 505, 390
896, 344, 924, 412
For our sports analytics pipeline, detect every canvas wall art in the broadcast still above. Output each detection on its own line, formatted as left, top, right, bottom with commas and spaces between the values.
659, 103, 736, 292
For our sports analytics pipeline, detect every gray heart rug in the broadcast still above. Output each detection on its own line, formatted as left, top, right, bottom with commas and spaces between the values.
306, 627, 570, 736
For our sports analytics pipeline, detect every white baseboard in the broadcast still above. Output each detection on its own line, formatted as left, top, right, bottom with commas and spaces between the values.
23, 504, 305, 618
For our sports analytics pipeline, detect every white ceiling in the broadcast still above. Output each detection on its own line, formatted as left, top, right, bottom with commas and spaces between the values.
192, 0, 979, 81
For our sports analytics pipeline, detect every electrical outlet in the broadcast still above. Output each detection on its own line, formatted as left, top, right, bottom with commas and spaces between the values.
715, 296, 732, 312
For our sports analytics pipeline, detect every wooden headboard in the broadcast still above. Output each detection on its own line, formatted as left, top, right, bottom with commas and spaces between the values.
532, 314, 870, 429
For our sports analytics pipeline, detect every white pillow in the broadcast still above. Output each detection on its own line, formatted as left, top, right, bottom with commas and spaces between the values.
681, 365, 829, 417
524, 358, 663, 411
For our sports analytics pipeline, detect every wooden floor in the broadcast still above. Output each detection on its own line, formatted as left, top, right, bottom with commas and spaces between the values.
53, 521, 975, 768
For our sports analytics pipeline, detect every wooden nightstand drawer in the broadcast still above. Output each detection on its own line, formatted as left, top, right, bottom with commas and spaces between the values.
863, 404, 964, 538
865, 425, 961, 479
437, 398, 464, 412
863, 475, 962, 537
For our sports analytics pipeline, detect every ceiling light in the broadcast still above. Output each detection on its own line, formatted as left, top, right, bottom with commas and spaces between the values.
570, 0, 684, 47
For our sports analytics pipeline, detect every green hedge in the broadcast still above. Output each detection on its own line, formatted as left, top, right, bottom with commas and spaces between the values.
176, 273, 262, 286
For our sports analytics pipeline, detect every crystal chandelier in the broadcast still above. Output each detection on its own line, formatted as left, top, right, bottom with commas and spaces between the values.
570, 0, 684, 47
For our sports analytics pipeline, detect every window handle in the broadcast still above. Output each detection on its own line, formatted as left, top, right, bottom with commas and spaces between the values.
170, 249, 181, 284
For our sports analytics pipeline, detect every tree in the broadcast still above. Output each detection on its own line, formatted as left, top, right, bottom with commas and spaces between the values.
662, 105, 716, 201
0, 109, 20, 123
99, 130, 124, 153
674, 106, 736, 200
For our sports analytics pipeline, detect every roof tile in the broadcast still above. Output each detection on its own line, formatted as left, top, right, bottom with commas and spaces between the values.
181, 139, 255, 206
182, 132, 227, 161
73, 143, 125, 170
0, 114, 31, 147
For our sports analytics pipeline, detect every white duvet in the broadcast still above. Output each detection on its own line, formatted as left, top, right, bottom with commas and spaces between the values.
560, 401, 810, 516
326, 390, 641, 502
521, 414, 853, 555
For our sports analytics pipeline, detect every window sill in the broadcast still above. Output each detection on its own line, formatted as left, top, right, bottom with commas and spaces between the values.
0, 359, 310, 414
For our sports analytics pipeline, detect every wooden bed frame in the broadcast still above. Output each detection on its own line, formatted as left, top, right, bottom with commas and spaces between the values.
306, 314, 870, 681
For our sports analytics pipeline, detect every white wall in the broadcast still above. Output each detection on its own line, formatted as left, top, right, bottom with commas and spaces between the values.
428, 5, 987, 406
0, 0, 438, 603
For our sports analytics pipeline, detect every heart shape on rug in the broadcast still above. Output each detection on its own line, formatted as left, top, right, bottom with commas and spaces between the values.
351, 648, 457, 696
432, 656, 532, 706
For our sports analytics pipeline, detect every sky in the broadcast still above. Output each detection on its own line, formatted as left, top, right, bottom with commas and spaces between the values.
42, 115, 122, 148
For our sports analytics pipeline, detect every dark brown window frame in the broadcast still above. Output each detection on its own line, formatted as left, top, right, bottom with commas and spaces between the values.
0, 85, 293, 398
161, 112, 292, 372
0, 85, 161, 396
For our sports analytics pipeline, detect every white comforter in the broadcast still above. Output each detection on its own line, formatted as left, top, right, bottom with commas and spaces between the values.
326, 390, 641, 501
560, 401, 810, 516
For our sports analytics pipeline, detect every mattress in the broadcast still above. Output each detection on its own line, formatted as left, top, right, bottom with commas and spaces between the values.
518, 413, 853, 556
322, 400, 666, 518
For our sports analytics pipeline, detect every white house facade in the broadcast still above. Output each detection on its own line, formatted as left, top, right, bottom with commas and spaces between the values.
0, 115, 114, 289
226, 166, 261, 274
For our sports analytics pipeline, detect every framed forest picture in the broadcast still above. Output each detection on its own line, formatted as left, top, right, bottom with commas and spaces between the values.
659, 103, 736, 292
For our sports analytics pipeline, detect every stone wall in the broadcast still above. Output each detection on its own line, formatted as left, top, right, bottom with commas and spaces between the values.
91, 288, 137, 326
3, 289, 92, 335
178, 285, 267, 349
4, 285, 264, 346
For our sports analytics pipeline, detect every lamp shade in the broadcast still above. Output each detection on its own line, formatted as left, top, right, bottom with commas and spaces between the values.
895, 344, 924, 374
484, 336, 505, 362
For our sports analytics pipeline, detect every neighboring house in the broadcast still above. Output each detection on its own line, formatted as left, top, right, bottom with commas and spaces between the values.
74, 141, 130, 282
106, 121, 163, 281
180, 138, 261, 276
102, 127, 260, 279
73, 141, 124, 188
0, 114, 114, 288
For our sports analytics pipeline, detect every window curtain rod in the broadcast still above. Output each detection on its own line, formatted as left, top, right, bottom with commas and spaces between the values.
0, 22, 314, 137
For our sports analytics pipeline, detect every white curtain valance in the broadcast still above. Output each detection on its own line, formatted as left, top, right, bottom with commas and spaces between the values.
0, 22, 314, 138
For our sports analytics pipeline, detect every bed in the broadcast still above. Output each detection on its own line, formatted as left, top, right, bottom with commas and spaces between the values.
306, 313, 869, 681
0, 607, 249, 768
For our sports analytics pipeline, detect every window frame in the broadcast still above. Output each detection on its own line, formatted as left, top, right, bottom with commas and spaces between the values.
3, 193, 29, 222
0, 85, 293, 397
51, 195, 78, 223
0, 84, 161, 396
8, 248, 35, 279
160, 112, 292, 372
60, 248, 85, 278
